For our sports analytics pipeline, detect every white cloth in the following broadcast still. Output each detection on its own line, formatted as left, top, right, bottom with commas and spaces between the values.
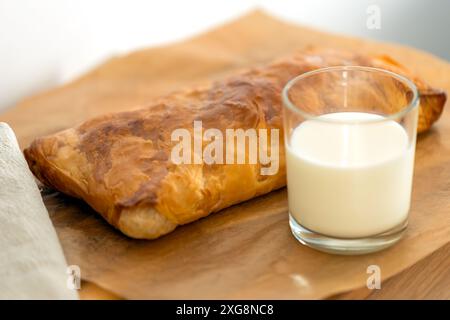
0, 122, 78, 299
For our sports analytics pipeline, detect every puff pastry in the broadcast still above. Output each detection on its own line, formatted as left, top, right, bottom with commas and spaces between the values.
24, 48, 447, 239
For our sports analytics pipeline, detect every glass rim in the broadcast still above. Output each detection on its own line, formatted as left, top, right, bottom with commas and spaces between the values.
282, 66, 419, 124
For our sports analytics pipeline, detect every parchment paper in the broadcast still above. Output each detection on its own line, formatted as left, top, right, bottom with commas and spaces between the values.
1, 11, 449, 299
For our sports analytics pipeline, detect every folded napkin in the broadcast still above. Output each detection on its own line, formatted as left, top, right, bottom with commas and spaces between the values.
0, 123, 78, 299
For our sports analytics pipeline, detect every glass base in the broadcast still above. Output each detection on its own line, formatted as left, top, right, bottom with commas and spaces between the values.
289, 214, 407, 255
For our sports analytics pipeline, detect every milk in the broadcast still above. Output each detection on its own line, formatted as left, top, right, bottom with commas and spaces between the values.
286, 112, 415, 238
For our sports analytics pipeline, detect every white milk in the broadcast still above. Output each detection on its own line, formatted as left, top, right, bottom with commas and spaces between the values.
286, 112, 415, 238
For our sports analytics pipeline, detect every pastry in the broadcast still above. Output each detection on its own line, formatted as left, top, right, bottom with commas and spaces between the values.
24, 48, 447, 239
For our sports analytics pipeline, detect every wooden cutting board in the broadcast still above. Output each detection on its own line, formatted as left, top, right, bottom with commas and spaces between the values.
1, 11, 449, 299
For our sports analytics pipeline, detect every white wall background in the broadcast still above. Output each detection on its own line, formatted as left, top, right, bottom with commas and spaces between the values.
0, 0, 449, 112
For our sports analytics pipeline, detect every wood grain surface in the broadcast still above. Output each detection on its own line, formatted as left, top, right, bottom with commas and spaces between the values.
1, 11, 449, 299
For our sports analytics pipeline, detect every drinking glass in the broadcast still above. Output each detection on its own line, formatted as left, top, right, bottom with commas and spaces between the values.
282, 66, 419, 255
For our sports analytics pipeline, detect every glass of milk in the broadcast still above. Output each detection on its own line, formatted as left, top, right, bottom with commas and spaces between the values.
282, 66, 419, 255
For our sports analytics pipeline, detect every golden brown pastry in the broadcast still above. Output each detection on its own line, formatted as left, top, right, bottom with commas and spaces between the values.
24, 48, 447, 239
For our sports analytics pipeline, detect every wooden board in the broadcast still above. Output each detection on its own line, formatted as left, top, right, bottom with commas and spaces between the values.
1, 11, 449, 299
